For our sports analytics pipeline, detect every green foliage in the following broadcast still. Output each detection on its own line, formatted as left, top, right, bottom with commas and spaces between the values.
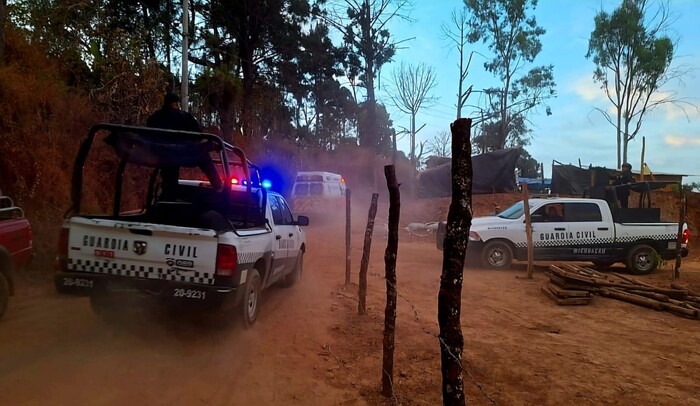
464, 0, 555, 150
586, 0, 676, 168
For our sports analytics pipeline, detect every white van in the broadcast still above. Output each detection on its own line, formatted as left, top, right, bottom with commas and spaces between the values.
291, 171, 347, 214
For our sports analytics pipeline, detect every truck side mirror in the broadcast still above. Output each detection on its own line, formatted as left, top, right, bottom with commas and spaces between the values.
296, 215, 309, 227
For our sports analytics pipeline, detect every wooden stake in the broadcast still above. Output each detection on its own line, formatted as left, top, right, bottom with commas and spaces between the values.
674, 190, 685, 279
640, 136, 646, 182
345, 189, 352, 286
381, 165, 400, 398
522, 182, 534, 279
358, 193, 378, 315
438, 118, 473, 406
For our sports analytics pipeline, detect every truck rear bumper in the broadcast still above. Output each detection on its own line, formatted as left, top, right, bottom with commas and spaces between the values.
54, 271, 244, 308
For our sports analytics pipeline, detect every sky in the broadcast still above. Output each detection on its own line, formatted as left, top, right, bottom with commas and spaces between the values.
371, 0, 700, 182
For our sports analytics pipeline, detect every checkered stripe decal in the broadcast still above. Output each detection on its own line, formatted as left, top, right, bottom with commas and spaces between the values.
67, 258, 215, 285
514, 234, 678, 248
238, 252, 265, 264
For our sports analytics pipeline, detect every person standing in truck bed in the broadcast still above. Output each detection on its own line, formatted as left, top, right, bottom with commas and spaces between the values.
147, 92, 202, 132
615, 163, 636, 208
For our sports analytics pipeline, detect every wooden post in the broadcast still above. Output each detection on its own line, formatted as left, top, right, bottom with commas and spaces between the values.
674, 190, 685, 279
345, 189, 352, 286
358, 193, 379, 315
438, 118, 473, 406
381, 165, 400, 398
640, 136, 646, 182
522, 182, 534, 279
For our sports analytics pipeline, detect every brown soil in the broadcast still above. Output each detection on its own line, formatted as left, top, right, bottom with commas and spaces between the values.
2, 198, 700, 405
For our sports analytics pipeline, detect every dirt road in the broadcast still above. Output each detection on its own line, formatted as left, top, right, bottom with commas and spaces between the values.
2, 221, 700, 406
0, 223, 364, 406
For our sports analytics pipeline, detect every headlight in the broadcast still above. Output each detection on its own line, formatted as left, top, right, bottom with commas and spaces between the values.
469, 231, 481, 241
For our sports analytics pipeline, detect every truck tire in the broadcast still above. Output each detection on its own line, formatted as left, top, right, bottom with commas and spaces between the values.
281, 251, 303, 288
0, 272, 9, 320
626, 244, 658, 275
481, 240, 513, 270
242, 268, 262, 327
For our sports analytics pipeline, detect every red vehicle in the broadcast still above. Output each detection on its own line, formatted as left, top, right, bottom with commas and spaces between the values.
0, 196, 33, 319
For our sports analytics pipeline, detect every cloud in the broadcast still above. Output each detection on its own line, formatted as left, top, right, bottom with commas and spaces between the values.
570, 75, 605, 102
664, 135, 700, 147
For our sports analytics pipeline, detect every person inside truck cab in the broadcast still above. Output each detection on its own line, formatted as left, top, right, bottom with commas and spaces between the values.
545, 205, 563, 222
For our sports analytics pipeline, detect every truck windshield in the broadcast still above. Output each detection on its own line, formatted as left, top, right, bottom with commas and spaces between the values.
497, 201, 525, 219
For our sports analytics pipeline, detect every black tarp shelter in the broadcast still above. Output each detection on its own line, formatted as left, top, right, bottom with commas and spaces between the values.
418, 148, 520, 197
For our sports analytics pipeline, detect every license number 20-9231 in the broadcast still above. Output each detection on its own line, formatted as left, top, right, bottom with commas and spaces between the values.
62, 278, 94, 288
173, 289, 206, 300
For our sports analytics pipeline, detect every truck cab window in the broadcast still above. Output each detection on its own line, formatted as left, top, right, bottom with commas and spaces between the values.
270, 196, 284, 225
276, 196, 294, 225
564, 203, 602, 222
533, 204, 564, 222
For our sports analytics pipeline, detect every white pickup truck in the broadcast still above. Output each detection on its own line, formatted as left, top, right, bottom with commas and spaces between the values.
437, 198, 689, 275
54, 124, 308, 326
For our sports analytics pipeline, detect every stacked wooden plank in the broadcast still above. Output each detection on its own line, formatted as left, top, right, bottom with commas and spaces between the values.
542, 264, 700, 320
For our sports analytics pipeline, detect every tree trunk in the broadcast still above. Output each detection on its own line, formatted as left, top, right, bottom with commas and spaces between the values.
358, 193, 379, 315
438, 118, 473, 406
381, 165, 400, 398
616, 113, 622, 169
345, 189, 352, 286
0, 0, 6, 65
410, 112, 416, 198
361, 0, 378, 151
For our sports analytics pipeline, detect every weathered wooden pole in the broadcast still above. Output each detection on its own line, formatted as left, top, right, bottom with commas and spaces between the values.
358, 193, 379, 315
438, 118, 473, 406
522, 182, 534, 279
640, 136, 646, 182
674, 190, 685, 279
345, 188, 352, 286
381, 165, 400, 398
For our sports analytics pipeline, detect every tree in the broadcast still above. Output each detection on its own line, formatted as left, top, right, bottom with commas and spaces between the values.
587, 0, 688, 168
464, 0, 555, 150
441, 8, 473, 119
322, 0, 412, 152
426, 130, 451, 157
0, 0, 6, 64
388, 62, 437, 195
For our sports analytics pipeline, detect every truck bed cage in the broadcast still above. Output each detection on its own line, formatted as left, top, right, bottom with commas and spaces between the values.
70, 124, 258, 220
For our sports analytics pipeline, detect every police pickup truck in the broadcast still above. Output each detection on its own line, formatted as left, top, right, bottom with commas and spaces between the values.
437, 198, 689, 275
54, 124, 308, 326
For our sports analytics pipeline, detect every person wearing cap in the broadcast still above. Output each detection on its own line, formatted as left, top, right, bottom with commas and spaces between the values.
146, 93, 210, 198
615, 163, 635, 208
146, 92, 202, 132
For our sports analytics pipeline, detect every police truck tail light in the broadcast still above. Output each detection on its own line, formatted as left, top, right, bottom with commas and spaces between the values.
54, 228, 69, 273
683, 228, 690, 244
230, 177, 239, 185
215, 244, 238, 277
469, 231, 481, 241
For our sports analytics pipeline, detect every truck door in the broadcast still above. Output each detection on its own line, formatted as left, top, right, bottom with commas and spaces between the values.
269, 196, 296, 282
530, 203, 569, 259
563, 202, 615, 260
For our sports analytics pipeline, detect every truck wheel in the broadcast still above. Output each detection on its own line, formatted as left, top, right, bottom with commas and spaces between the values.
281, 252, 303, 288
481, 241, 513, 270
626, 244, 658, 275
0, 272, 9, 320
242, 269, 261, 327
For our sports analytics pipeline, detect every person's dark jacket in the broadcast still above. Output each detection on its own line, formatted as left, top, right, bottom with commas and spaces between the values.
146, 107, 202, 132
615, 172, 635, 186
